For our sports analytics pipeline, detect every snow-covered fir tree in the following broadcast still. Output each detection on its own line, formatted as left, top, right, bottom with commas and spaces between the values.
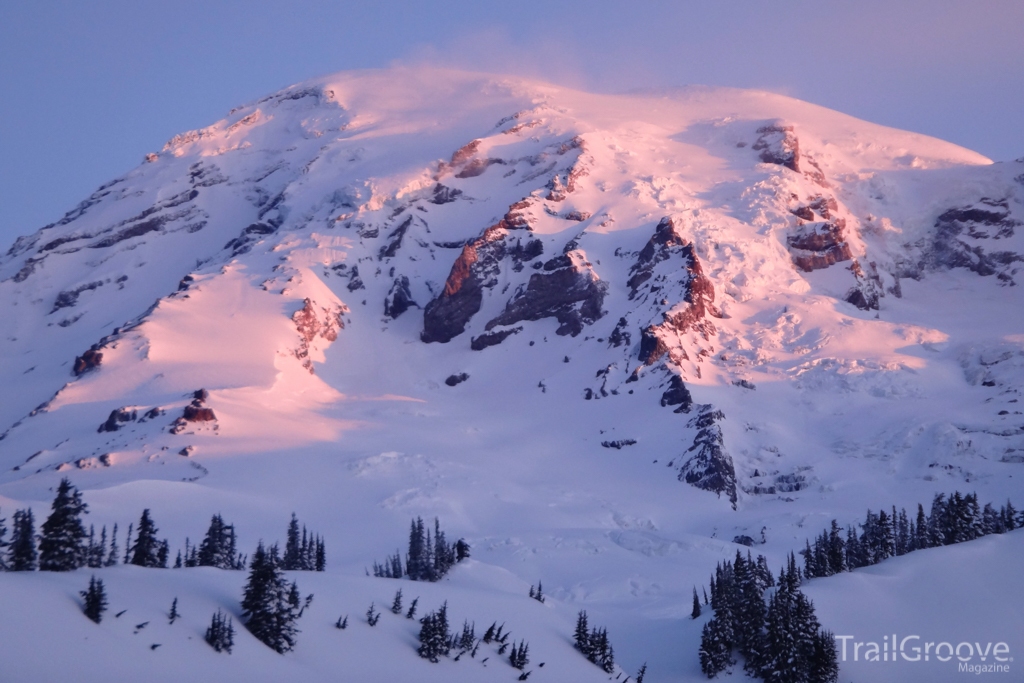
39, 478, 88, 571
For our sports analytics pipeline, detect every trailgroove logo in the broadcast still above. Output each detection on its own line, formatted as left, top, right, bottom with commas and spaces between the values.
836, 635, 1012, 674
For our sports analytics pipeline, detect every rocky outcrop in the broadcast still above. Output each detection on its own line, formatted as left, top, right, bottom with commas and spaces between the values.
484, 249, 606, 338
421, 200, 535, 344
171, 389, 216, 433
678, 406, 737, 507
752, 123, 799, 172
384, 276, 417, 319
660, 375, 693, 413
471, 326, 522, 350
444, 373, 469, 386
786, 195, 853, 272
293, 298, 346, 372
631, 219, 719, 369
924, 198, 1022, 283
627, 217, 688, 298
379, 216, 412, 259
73, 349, 104, 376
97, 407, 138, 433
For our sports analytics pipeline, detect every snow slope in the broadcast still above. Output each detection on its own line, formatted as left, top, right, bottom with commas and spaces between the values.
0, 66, 1022, 681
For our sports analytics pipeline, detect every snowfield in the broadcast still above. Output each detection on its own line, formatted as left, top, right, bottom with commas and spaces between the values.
0, 66, 1021, 681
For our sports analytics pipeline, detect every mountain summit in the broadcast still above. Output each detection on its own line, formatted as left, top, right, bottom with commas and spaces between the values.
0, 66, 1022, 680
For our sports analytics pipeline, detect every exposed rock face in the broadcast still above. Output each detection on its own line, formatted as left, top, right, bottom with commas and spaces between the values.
484, 250, 607, 338
97, 407, 138, 433
660, 375, 693, 413
171, 389, 216, 433
924, 198, 1022, 283
421, 200, 535, 344
678, 406, 738, 507
384, 276, 417, 319
627, 217, 688, 298
631, 218, 719, 369
471, 326, 522, 350
444, 373, 469, 386
73, 349, 103, 376
292, 298, 346, 372
787, 195, 853, 272
52, 281, 104, 313
752, 123, 800, 172
379, 216, 412, 259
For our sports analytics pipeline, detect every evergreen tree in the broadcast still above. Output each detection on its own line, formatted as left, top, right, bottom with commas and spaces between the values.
0, 509, 8, 571
198, 514, 237, 569
241, 541, 300, 653
692, 587, 702, 619
80, 575, 107, 623
283, 513, 301, 570
455, 538, 471, 562
169, 597, 179, 624
407, 517, 426, 580
205, 609, 235, 653
129, 509, 164, 568
826, 521, 845, 574
458, 620, 476, 650
810, 630, 840, 683
390, 589, 403, 614
105, 522, 119, 567
417, 602, 451, 662
510, 640, 530, 669
406, 597, 419, 619
914, 503, 929, 550
315, 536, 326, 571
39, 478, 88, 571
636, 663, 648, 683
9, 508, 37, 571
699, 616, 732, 677
366, 602, 380, 626
574, 610, 591, 656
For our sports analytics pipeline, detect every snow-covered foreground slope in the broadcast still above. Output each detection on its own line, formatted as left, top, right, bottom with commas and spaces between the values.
0, 527, 1020, 682
0, 66, 1022, 680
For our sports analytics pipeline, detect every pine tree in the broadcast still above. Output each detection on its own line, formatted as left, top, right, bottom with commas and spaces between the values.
0, 509, 6, 573
169, 597, 179, 624
9, 508, 37, 571
205, 609, 235, 653
0, 509, 8, 571
105, 523, 119, 567
458, 620, 476, 650
123, 522, 133, 565
407, 517, 426, 580
510, 640, 530, 669
198, 514, 237, 569
80, 575, 107, 623
391, 588, 403, 615
636, 662, 648, 683
39, 478, 88, 571
366, 602, 380, 626
699, 616, 732, 677
241, 542, 300, 653
692, 587, 702, 619
574, 610, 590, 656
315, 536, 326, 571
129, 509, 164, 568
810, 630, 840, 683
826, 520, 845, 574
283, 513, 301, 570
455, 538, 471, 562
417, 602, 451, 662
406, 597, 419, 619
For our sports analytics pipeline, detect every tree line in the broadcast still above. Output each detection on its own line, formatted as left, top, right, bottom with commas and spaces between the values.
0, 478, 325, 573
800, 491, 1020, 579
371, 516, 469, 581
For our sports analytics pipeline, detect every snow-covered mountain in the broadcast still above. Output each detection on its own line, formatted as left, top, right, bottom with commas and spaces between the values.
1, 66, 1022, 681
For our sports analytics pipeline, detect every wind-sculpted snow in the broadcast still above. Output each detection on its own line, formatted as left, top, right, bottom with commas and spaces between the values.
0, 66, 1022, 681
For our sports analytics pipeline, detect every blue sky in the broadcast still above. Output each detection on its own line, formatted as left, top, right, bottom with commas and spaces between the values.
1, 0, 1022, 247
